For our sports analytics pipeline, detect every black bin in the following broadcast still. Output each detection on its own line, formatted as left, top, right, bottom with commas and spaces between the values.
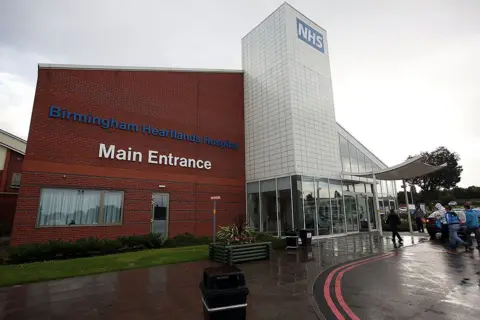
299, 229, 313, 247
285, 230, 299, 249
200, 266, 249, 320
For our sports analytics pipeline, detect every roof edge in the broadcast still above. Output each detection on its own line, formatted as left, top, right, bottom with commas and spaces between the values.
0, 128, 27, 144
38, 63, 244, 74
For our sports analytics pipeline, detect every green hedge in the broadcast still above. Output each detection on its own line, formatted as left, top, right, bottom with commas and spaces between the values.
7, 233, 211, 264
254, 233, 285, 250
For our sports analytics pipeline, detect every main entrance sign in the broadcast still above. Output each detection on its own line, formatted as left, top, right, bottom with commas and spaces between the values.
98, 143, 212, 170
48, 106, 239, 151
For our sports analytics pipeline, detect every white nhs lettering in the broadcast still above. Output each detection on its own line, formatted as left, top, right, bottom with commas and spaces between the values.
296, 18, 324, 53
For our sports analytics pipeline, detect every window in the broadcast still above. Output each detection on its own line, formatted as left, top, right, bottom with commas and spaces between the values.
339, 135, 351, 172
277, 177, 293, 236
329, 180, 345, 234
358, 152, 367, 173
260, 180, 277, 234
291, 175, 304, 230
247, 182, 260, 231
316, 178, 331, 235
302, 176, 316, 231
37, 188, 123, 226
11, 173, 21, 188
348, 142, 359, 173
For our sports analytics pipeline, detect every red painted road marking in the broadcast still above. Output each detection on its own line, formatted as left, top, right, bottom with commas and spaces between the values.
323, 253, 395, 320
334, 253, 396, 320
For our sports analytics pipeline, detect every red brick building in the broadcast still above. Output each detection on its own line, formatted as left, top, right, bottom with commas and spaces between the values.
11, 64, 245, 246
0, 129, 26, 237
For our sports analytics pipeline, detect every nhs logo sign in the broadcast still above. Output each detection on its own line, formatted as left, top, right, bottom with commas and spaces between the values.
296, 18, 324, 53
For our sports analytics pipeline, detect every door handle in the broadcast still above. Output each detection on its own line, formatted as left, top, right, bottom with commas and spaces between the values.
150, 219, 153, 223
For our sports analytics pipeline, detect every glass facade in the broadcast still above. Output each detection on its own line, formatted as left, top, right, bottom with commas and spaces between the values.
246, 182, 260, 230
246, 176, 350, 236
277, 177, 293, 236
245, 135, 399, 237
316, 178, 331, 235
260, 180, 277, 234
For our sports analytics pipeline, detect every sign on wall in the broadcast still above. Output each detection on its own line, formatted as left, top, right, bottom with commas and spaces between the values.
98, 143, 212, 170
48, 106, 239, 151
296, 18, 324, 53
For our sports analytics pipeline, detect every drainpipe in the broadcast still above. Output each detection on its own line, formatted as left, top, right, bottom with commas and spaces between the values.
403, 180, 413, 233
372, 173, 382, 236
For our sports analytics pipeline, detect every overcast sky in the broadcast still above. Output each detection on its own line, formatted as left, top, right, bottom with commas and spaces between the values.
1, 0, 479, 187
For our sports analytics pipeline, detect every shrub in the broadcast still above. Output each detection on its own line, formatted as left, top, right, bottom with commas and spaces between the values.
75, 238, 102, 256
254, 232, 284, 250
119, 235, 147, 249
7, 232, 209, 264
142, 233, 163, 248
9, 244, 43, 264
216, 217, 256, 245
0, 224, 11, 237
98, 239, 122, 254
164, 233, 210, 247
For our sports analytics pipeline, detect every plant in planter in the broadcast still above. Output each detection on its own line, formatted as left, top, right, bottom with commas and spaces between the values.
209, 214, 272, 265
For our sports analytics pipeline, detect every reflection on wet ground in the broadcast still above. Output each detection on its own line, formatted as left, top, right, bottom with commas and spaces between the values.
0, 233, 427, 320
315, 237, 480, 320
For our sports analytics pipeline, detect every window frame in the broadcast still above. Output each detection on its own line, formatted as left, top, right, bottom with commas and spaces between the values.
11, 173, 21, 188
36, 187, 125, 228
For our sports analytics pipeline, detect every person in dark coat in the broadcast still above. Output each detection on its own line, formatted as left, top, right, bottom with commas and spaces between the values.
386, 209, 403, 243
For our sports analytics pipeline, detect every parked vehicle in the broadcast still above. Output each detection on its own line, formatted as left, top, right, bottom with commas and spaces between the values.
426, 209, 466, 240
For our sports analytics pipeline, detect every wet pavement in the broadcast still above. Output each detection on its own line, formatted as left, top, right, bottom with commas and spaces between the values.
0, 233, 428, 320
315, 239, 480, 320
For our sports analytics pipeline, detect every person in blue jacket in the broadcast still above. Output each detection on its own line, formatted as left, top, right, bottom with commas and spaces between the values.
464, 202, 480, 249
445, 205, 469, 251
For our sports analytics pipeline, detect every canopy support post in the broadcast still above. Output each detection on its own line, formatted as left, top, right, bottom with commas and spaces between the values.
403, 180, 413, 233
372, 173, 382, 236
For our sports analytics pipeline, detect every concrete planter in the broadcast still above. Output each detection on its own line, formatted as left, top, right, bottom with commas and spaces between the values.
208, 242, 272, 265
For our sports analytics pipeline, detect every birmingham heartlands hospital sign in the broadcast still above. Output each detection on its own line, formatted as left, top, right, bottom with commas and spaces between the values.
48, 105, 239, 171
49, 106, 238, 150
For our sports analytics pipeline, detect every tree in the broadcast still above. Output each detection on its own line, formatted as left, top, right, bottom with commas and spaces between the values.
406, 146, 463, 193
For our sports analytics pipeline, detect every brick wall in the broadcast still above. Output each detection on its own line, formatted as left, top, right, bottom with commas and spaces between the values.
11, 67, 245, 246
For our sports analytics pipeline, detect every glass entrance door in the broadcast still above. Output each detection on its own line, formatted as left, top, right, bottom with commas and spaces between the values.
344, 193, 359, 232
357, 195, 369, 231
152, 193, 169, 236
367, 196, 377, 230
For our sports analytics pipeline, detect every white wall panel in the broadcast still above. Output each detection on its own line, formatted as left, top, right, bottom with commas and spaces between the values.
243, 3, 385, 182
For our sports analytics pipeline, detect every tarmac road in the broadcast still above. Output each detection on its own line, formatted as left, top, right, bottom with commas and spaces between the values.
314, 240, 480, 320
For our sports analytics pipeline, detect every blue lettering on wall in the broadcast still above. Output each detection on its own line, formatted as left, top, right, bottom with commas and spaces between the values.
296, 18, 324, 53
48, 105, 238, 151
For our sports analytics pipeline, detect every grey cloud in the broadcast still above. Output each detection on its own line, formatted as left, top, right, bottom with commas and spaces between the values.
0, 0, 479, 186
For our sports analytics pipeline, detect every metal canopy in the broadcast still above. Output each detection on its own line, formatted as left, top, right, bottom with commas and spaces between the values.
342, 155, 448, 181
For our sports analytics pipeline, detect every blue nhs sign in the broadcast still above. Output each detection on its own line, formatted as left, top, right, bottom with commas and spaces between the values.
296, 18, 324, 53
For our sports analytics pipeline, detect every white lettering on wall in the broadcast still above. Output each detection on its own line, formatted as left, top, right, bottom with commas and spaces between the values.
99, 144, 212, 170
99, 143, 115, 159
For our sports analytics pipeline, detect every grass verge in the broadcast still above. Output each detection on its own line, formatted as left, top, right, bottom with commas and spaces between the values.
0, 245, 208, 287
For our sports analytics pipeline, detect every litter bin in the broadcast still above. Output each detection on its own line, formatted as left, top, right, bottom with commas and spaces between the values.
299, 229, 313, 247
285, 230, 299, 249
200, 266, 249, 320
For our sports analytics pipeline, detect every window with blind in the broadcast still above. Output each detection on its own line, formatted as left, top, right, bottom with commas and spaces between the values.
37, 188, 123, 227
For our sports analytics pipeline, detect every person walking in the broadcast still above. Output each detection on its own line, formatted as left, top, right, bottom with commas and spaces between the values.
386, 209, 403, 244
414, 205, 425, 233
445, 205, 469, 251
464, 202, 480, 249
